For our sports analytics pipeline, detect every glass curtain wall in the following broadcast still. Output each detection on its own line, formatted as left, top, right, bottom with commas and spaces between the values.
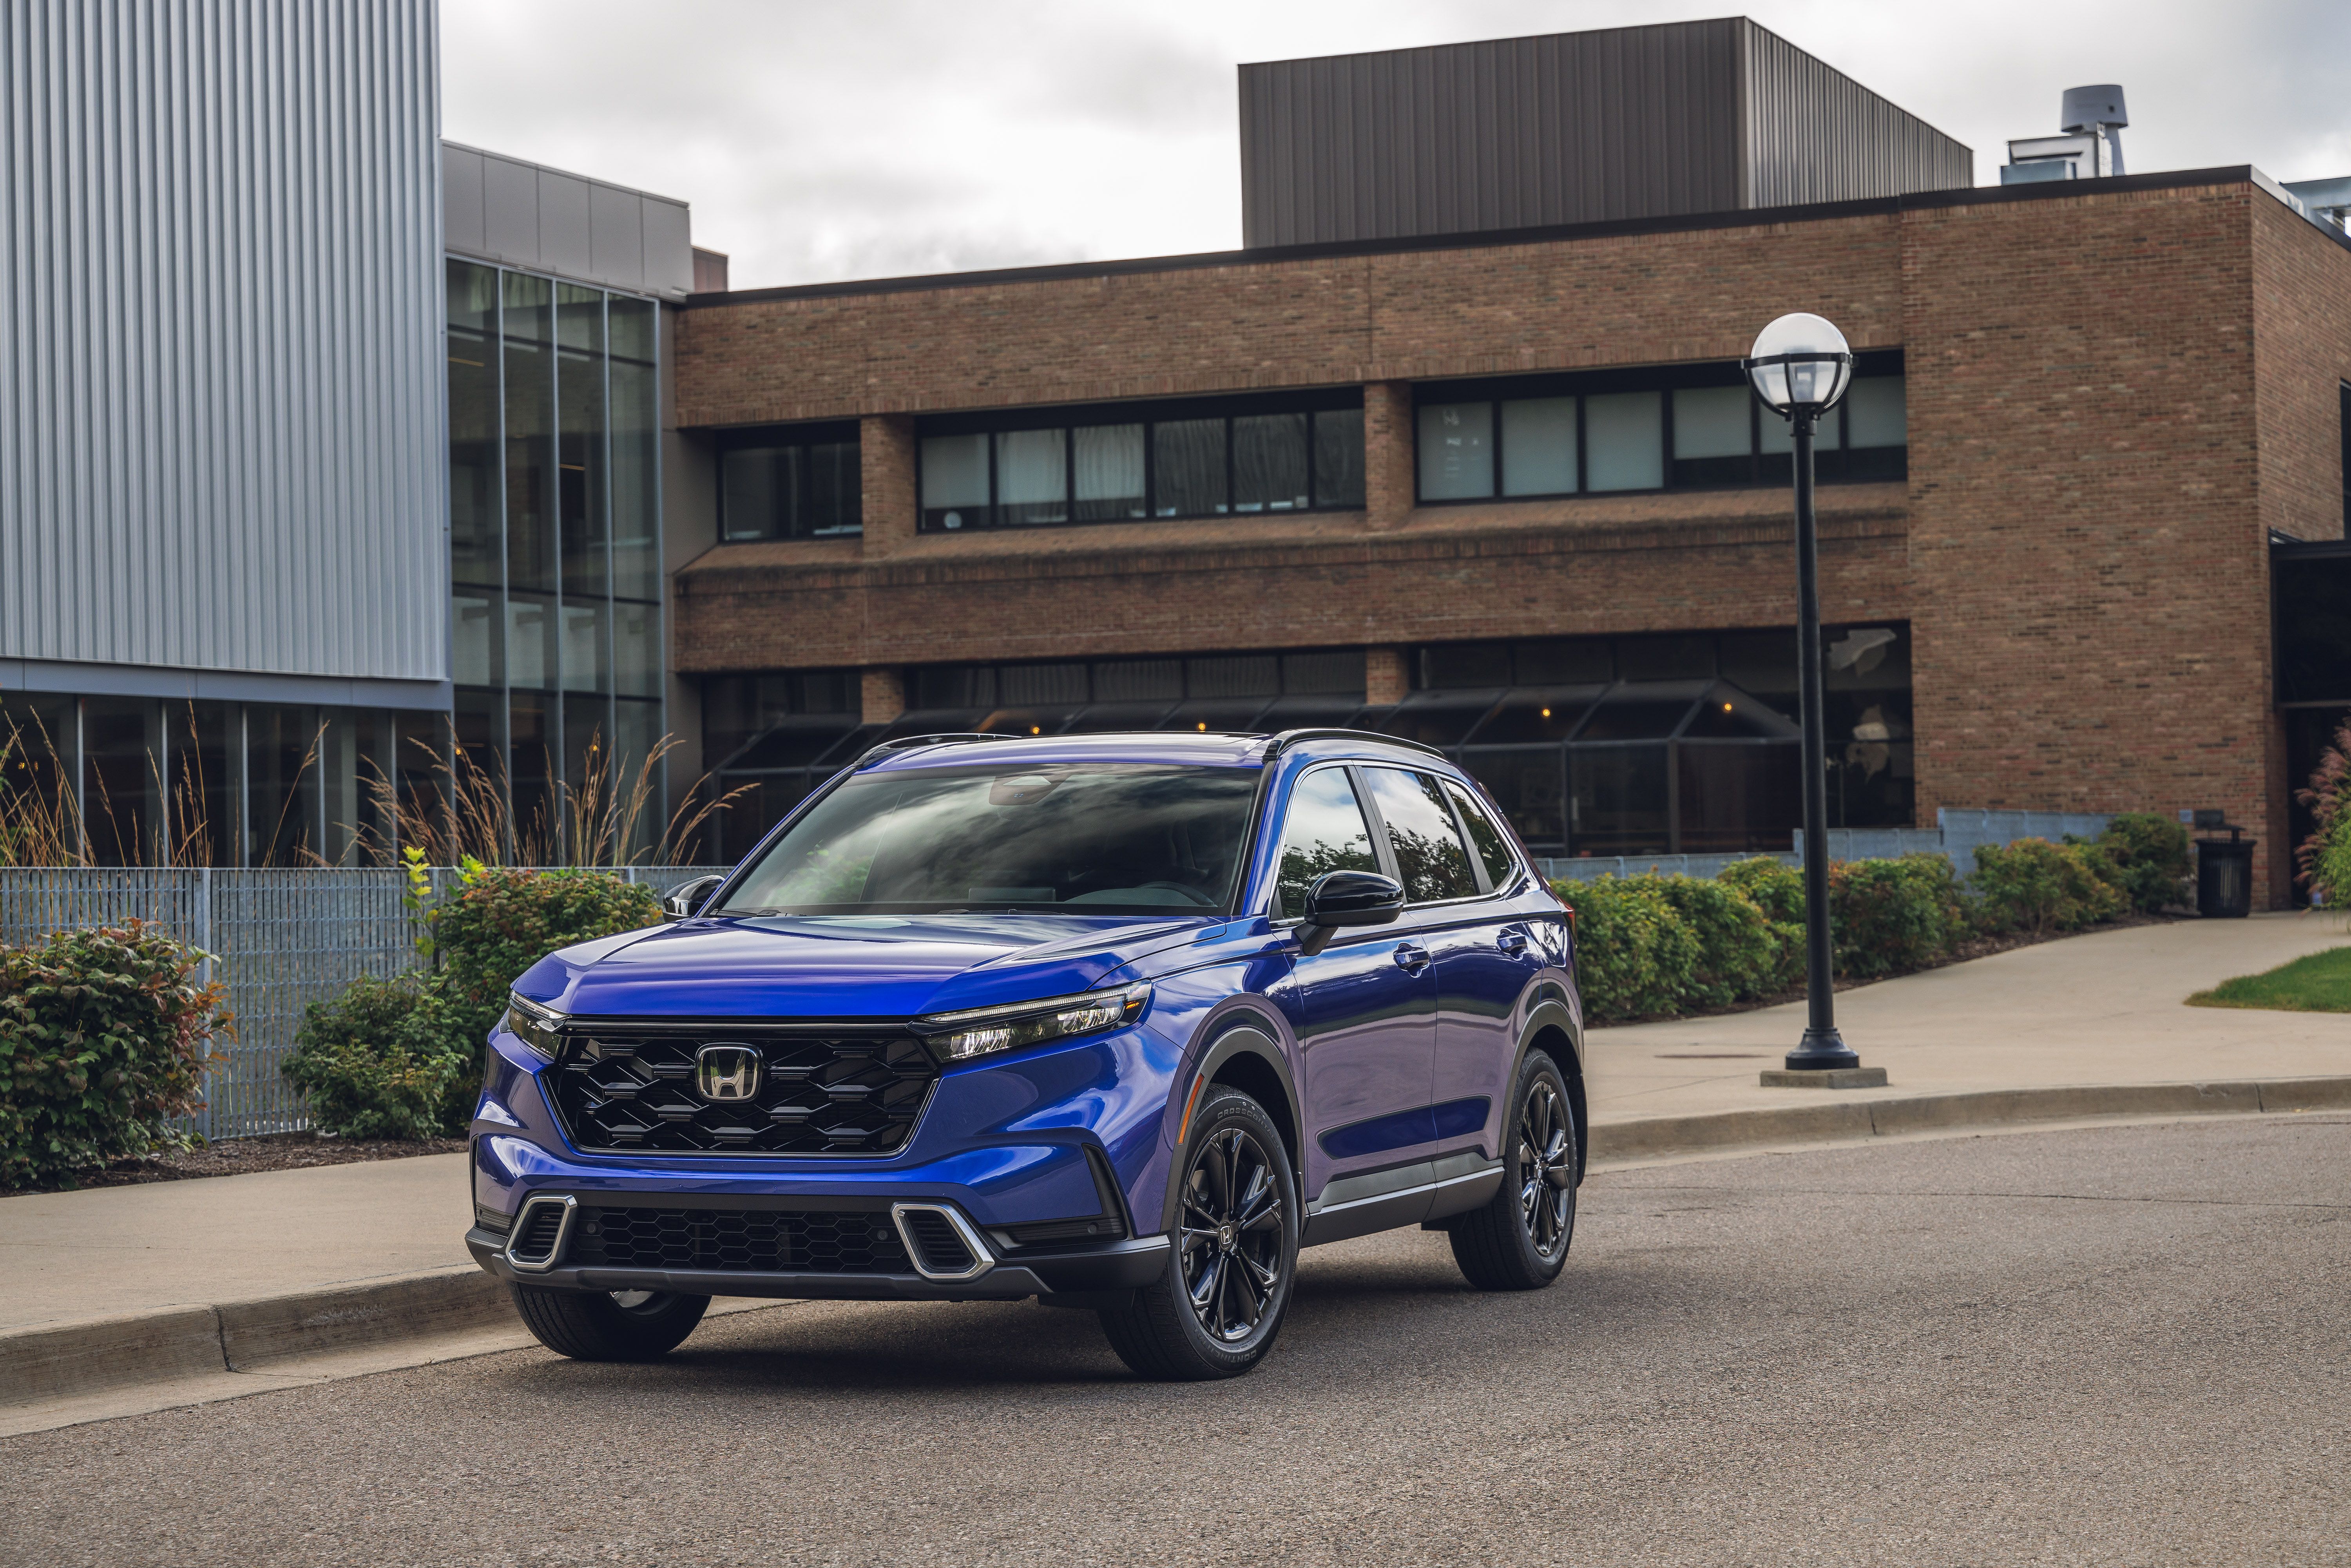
0, 692, 426, 866
446, 258, 666, 860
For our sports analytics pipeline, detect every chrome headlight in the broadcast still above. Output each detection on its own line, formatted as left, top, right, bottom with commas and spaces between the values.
912, 983, 1150, 1064
505, 992, 567, 1063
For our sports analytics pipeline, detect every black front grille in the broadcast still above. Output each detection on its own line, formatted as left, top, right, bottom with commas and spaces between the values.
569, 1206, 913, 1274
549, 1026, 938, 1156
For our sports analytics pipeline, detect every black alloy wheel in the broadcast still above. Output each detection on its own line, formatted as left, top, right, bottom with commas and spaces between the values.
1179, 1124, 1286, 1342
1517, 1077, 1575, 1259
1446, 1048, 1578, 1291
1098, 1085, 1299, 1380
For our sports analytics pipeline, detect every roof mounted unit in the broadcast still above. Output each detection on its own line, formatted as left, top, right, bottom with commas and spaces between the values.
2003, 85, 2127, 185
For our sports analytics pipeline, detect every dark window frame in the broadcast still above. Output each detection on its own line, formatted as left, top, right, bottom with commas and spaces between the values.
1413, 351, 1907, 505
716, 420, 864, 541
916, 389, 1366, 534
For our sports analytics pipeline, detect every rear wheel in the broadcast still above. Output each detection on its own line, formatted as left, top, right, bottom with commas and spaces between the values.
510, 1285, 710, 1362
1447, 1049, 1577, 1291
1098, 1086, 1298, 1380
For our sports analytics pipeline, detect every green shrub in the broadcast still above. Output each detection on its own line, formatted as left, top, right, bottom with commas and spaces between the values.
1653, 876, 1775, 1007
1554, 875, 1701, 1023
1829, 853, 1964, 978
1716, 858, 1807, 990
1970, 838, 2126, 935
422, 865, 662, 1125
0, 921, 230, 1188
2092, 812, 2193, 913
284, 974, 469, 1141
280, 865, 663, 1137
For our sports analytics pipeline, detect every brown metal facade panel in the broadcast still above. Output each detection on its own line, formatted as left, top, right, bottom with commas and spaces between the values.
1738, 20, 1971, 206
1241, 21, 1745, 248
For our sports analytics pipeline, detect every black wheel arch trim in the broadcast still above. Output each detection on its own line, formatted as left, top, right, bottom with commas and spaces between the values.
1157, 1018, 1302, 1234
1511, 996, 1587, 1185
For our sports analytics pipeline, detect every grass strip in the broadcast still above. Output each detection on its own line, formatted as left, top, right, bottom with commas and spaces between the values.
2186, 945, 2351, 1012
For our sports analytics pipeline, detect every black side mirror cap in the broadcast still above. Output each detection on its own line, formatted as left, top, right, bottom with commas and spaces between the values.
1301, 869, 1404, 932
661, 874, 726, 922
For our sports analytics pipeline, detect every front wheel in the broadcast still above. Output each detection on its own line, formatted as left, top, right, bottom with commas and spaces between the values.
1098, 1086, 1299, 1380
510, 1285, 710, 1362
1447, 1049, 1578, 1291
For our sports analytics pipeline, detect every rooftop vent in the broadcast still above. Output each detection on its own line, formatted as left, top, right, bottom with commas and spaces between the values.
2002, 85, 2127, 184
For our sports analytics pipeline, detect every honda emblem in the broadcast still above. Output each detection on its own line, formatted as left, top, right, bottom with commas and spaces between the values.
694, 1043, 762, 1102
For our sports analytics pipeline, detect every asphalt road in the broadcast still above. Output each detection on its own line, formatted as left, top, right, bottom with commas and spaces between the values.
7, 1116, 2347, 1567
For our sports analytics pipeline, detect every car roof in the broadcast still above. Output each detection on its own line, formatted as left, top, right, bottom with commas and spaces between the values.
854, 729, 1450, 775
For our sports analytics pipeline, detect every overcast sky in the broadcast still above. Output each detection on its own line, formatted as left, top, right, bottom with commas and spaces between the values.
442, 0, 2351, 291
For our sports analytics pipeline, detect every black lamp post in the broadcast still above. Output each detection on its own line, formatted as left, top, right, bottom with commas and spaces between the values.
1745, 313, 1860, 1074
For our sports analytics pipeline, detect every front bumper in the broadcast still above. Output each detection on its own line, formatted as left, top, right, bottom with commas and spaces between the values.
466, 1223, 1168, 1301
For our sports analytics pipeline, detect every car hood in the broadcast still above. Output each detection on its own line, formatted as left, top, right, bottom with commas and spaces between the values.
516, 911, 1227, 1021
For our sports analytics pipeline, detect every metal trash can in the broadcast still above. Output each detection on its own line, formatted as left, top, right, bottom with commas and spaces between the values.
2195, 831, 2255, 919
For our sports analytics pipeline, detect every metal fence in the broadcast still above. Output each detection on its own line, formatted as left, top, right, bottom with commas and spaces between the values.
0, 865, 730, 1139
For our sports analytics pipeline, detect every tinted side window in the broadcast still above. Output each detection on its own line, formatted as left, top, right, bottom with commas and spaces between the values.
1364, 767, 1479, 903
1272, 768, 1378, 920
1443, 777, 1517, 889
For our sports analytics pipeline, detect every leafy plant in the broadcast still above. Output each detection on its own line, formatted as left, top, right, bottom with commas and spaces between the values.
284, 974, 468, 1141
1558, 875, 1703, 1023
1716, 858, 1808, 989
1829, 854, 1964, 978
1653, 875, 1775, 1007
2090, 813, 2192, 913
1969, 838, 2125, 935
0, 921, 230, 1188
2297, 718, 2351, 911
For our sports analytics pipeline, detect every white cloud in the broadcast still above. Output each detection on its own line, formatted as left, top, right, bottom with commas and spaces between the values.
441, 0, 2351, 289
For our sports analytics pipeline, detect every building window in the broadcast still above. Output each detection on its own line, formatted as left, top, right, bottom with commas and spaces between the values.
918, 393, 1365, 532
718, 422, 862, 540
444, 257, 668, 855
1385, 625, 1914, 856
1416, 355, 1906, 503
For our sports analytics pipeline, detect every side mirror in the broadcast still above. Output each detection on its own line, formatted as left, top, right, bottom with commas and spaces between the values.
661, 874, 726, 922
1298, 869, 1404, 953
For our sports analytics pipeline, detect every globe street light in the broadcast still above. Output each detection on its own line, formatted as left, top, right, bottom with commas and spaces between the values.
1746, 312, 1860, 1073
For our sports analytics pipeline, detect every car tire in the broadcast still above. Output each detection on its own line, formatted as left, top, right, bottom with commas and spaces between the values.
1098, 1086, 1299, 1381
510, 1285, 711, 1362
1447, 1048, 1578, 1291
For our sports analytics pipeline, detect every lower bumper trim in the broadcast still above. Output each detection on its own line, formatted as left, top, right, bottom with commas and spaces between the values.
465, 1228, 1167, 1300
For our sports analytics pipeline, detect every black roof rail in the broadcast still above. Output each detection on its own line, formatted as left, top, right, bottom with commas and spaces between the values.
853, 731, 1026, 767
1264, 727, 1446, 760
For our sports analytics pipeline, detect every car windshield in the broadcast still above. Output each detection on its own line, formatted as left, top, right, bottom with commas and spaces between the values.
715, 763, 1261, 916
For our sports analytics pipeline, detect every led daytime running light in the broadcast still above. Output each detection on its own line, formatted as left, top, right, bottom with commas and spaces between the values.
918, 983, 1149, 1063
505, 992, 566, 1063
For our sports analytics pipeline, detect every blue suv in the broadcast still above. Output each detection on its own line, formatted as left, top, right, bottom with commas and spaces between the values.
466, 729, 1583, 1380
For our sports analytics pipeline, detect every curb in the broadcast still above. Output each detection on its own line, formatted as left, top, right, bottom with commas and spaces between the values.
7, 1075, 2350, 1414
0, 1268, 512, 1408
1585, 1075, 2351, 1164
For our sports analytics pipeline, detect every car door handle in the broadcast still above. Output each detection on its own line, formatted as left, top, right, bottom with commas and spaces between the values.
1393, 942, 1431, 973
1497, 929, 1530, 956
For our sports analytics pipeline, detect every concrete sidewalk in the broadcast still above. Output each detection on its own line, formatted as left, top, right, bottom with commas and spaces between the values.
2, 911, 2344, 1429
1584, 910, 2350, 1121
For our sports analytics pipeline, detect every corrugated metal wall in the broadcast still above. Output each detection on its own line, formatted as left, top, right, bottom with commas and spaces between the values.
0, 0, 446, 684
1239, 20, 1971, 250
1740, 22, 1971, 208
1241, 20, 1745, 249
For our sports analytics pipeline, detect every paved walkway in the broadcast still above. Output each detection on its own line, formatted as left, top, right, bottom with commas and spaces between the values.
1586, 911, 2349, 1121
1, 912, 2341, 1334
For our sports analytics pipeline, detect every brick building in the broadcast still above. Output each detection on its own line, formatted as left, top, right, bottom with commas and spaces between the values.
661, 25, 2351, 906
